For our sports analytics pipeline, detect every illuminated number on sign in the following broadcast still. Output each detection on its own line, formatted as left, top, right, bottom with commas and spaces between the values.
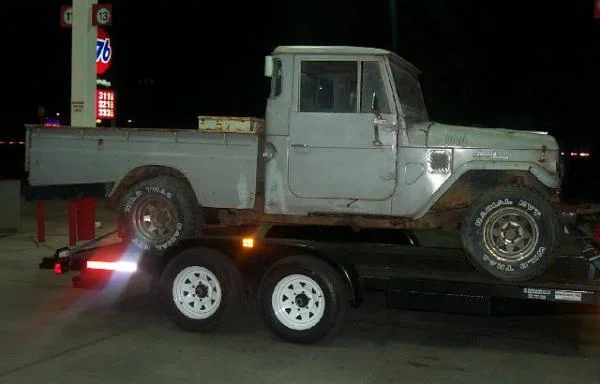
96, 39, 112, 63
97, 9, 110, 23
64, 9, 73, 24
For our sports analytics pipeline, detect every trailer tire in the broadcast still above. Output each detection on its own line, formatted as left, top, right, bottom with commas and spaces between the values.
461, 185, 560, 281
119, 175, 199, 253
160, 247, 243, 332
258, 255, 348, 344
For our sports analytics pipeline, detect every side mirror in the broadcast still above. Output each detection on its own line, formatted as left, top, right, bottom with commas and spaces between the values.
264, 55, 273, 77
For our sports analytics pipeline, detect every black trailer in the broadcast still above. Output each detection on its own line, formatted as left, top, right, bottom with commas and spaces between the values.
39, 215, 600, 344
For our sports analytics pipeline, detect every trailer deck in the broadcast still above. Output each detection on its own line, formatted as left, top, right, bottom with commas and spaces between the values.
39, 224, 600, 311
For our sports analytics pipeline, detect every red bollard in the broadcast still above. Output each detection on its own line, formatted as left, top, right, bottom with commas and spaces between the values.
77, 198, 96, 241
68, 200, 78, 246
36, 201, 45, 243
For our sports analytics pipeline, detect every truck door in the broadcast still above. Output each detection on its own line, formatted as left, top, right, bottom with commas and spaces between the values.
288, 58, 398, 200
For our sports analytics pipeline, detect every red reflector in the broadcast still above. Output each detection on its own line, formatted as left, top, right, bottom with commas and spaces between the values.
86, 260, 137, 272
54, 262, 63, 275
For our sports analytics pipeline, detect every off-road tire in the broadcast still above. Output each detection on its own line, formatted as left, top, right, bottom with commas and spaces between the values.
119, 175, 199, 253
461, 185, 561, 281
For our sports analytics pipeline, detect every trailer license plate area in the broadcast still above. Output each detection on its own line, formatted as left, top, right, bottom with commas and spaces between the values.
554, 290, 583, 302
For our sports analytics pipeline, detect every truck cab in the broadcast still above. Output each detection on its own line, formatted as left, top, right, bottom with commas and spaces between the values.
262, 46, 560, 220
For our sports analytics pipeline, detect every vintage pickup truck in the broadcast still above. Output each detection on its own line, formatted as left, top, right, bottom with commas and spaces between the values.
26, 45, 565, 282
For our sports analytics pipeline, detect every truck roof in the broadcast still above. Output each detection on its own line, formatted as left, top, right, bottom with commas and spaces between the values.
272, 45, 420, 75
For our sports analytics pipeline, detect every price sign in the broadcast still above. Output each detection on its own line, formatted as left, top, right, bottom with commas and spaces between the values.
96, 90, 116, 120
92, 4, 113, 26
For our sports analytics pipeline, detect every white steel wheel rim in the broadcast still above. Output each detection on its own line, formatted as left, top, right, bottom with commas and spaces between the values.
172, 266, 222, 320
271, 274, 326, 331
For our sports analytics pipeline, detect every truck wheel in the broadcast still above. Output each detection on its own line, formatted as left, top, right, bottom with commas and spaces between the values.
160, 247, 243, 332
119, 175, 199, 253
258, 255, 348, 344
461, 185, 560, 281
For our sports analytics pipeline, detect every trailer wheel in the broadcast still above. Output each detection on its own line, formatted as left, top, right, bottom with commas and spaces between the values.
258, 255, 348, 344
461, 185, 560, 281
160, 247, 242, 332
119, 175, 199, 253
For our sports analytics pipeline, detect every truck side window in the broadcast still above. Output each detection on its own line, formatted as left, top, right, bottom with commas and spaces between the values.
271, 59, 282, 98
360, 61, 390, 114
299, 61, 357, 113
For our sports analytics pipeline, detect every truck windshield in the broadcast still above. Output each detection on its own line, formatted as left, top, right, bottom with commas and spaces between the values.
389, 60, 428, 122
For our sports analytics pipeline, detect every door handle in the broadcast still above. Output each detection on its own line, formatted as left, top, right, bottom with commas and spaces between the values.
372, 115, 383, 146
291, 144, 309, 148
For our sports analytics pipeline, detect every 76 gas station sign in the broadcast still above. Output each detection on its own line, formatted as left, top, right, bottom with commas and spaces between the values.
96, 28, 112, 75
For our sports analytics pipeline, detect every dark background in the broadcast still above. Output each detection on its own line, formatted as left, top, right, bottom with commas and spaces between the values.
3, 1, 599, 201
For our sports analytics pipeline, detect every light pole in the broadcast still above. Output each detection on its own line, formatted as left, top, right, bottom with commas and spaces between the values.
70, 0, 97, 127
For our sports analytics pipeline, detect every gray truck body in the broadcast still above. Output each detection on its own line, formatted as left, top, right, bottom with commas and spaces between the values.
25, 46, 561, 224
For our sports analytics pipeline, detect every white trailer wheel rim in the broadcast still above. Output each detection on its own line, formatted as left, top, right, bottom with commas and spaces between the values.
271, 274, 326, 331
172, 266, 222, 319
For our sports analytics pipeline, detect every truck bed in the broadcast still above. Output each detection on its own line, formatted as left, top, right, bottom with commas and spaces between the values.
25, 119, 263, 209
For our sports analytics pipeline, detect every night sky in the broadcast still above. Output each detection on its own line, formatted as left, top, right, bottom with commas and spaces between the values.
6, 1, 600, 152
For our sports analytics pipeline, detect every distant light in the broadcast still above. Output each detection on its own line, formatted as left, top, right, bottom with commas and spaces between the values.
242, 237, 254, 248
87, 260, 138, 272
96, 119, 102, 124
43, 117, 61, 128
127, 119, 133, 123
579, 152, 590, 158
56, 112, 60, 117
18, 141, 24, 145
570, 152, 578, 157
560, 152, 564, 156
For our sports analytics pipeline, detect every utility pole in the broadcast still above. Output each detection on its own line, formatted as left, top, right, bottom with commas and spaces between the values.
70, 0, 97, 127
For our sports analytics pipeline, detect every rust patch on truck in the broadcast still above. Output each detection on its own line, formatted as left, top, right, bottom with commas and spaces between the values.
206, 208, 464, 232
197, 116, 265, 134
